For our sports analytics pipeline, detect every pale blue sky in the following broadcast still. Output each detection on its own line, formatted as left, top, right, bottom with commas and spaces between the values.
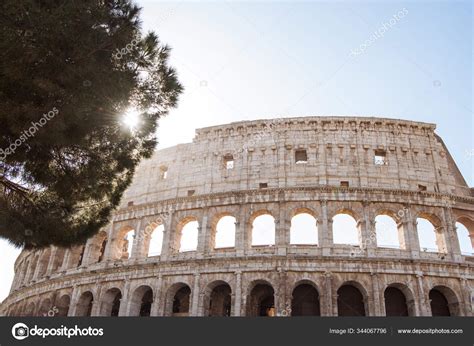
1, 0, 472, 303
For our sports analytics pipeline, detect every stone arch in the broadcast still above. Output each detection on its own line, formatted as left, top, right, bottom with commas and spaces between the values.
429, 285, 461, 316
75, 291, 94, 316
147, 223, 165, 257
164, 282, 192, 316
211, 213, 236, 249
416, 213, 445, 253
337, 281, 368, 316
100, 288, 122, 316
56, 294, 71, 317
384, 283, 416, 316
291, 280, 320, 316
129, 285, 153, 316
88, 230, 108, 263
202, 280, 232, 316
290, 208, 318, 245
246, 280, 275, 317
374, 212, 401, 249
50, 247, 66, 273
249, 210, 275, 247
455, 217, 474, 255
176, 216, 199, 252
332, 209, 360, 246
38, 298, 53, 317
24, 301, 36, 316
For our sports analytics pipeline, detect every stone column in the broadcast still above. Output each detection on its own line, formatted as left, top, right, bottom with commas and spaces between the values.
235, 204, 247, 256
102, 222, 115, 261
197, 211, 209, 258
276, 203, 289, 256
119, 280, 131, 316
68, 286, 80, 316
319, 200, 332, 256
45, 246, 58, 275
151, 275, 163, 316
159, 212, 174, 260
441, 207, 462, 262
233, 271, 242, 316
404, 206, 421, 259
371, 273, 383, 316
362, 202, 377, 257
91, 284, 102, 316
415, 273, 429, 316
191, 273, 201, 316
323, 271, 333, 316
460, 278, 472, 316
130, 218, 143, 260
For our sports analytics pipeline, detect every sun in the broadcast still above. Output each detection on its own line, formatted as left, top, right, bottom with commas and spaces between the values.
122, 108, 140, 130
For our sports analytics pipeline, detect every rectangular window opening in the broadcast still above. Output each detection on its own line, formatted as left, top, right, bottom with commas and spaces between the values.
340, 181, 349, 188
295, 149, 308, 164
187, 190, 195, 196
224, 154, 234, 170
259, 183, 268, 189
418, 184, 427, 192
374, 150, 387, 165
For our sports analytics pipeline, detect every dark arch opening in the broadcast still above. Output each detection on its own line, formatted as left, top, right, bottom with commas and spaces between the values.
429, 289, 450, 316
208, 284, 232, 317
384, 287, 408, 316
248, 283, 275, 317
291, 284, 320, 316
337, 284, 366, 316
173, 286, 191, 316
139, 289, 153, 317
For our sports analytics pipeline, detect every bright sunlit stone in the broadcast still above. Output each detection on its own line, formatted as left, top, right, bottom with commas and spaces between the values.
122, 108, 140, 130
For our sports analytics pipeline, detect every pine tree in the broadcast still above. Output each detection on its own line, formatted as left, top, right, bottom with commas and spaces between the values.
0, 0, 183, 248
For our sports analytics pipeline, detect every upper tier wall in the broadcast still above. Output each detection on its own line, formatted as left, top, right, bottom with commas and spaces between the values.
119, 116, 470, 208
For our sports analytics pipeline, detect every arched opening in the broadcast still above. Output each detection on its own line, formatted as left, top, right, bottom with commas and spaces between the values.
251, 213, 275, 246
291, 283, 320, 316
24, 302, 36, 316
337, 284, 366, 316
384, 287, 408, 316
204, 281, 232, 316
456, 221, 474, 256
57, 295, 70, 317
148, 225, 164, 257
89, 231, 108, 263
429, 286, 460, 316
173, 286, 191, 316
49, 248, 66, 273
375, 215, 401, 249
100, 288, 122, 317
36, 248, 51, 279
178, 219, 199, 252
120, 229, 135, 259
214, 216, 236, 249
129, 285, 153, 317
38, 298, 52, 317
290, 212, 318, 245
76, 291, 94, 317
417, 217, 439, 252
332, 213, 359, 245
247, 282, 275, 317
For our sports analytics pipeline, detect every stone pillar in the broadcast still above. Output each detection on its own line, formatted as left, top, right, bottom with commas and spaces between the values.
32, 250, 44, 280
102, 222, 115, 262
45, 247, 58, 275
323, 271, 333, 316
276, 204, 288, 255
233, 271, 242, 316
191, 273, 201, 316
235, 204, 247, 256
160, 212, 174, 260
68, 286, 80, 316
91, 284, 102, 316
319, 200, 332, 256
460, 278, 472, 316
197, 211, 209, 258
276, 267, 286, 315
441, 207, 462, 262
119, 280, 131, 316
59, 249, 71, 271
415, 273, 429, 316
371, 273, 383, 316
151, 275, 163, 316
404, 206, 421, 259
130, 219, 143, 259
362, 202, 377, 257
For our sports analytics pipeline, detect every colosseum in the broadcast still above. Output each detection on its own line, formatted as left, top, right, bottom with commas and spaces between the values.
1, 116, 473, 317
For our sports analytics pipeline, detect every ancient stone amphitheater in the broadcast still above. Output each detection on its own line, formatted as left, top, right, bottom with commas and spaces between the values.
1, 116, 473, 317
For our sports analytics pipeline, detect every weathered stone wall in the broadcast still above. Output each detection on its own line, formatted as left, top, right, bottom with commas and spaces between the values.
1, 116, 473, 317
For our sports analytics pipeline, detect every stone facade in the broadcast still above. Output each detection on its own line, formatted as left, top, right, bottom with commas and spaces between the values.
1, 116, 473, 317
